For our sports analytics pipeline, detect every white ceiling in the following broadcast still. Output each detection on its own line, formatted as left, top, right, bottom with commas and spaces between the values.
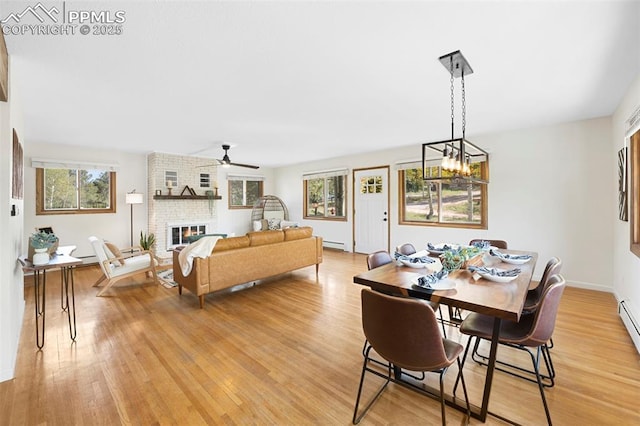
3, 1, 640, 167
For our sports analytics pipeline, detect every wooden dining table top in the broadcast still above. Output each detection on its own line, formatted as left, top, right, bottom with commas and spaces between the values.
353, 249, 538, 323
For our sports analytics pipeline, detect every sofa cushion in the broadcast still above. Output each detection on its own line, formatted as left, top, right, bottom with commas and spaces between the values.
212, 235, 250, 252
283, 226, 313, 241
248, 230, 285, 246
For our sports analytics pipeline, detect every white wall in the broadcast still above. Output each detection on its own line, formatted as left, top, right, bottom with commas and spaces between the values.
274, 116, 613, 290
23, 143, 148, 259
612, 73, 640, 330
215, 165, 276, 237
0, 56, 25, 383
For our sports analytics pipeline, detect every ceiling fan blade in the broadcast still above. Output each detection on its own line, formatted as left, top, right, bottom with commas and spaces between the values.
195, 160, 224, 168
229, 162, 260, 169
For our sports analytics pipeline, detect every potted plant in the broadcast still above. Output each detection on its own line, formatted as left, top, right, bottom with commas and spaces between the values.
30, 230, 58, 265
140, 231, 156, 252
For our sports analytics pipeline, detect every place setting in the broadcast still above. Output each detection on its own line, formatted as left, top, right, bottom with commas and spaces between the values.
426, 242, 460, 256
488, 249, 533, 265
394, 250, 437, 269
411, 269, 456, 291
467, 265, 522, 283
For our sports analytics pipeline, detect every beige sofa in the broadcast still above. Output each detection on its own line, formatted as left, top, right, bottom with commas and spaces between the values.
173, 227, 323, 308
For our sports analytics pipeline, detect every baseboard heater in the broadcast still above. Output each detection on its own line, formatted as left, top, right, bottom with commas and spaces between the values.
619, 300, 640, 354
323, 240, 345, 251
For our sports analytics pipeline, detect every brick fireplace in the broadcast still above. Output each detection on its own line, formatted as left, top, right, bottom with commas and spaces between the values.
147, 153, 219, 260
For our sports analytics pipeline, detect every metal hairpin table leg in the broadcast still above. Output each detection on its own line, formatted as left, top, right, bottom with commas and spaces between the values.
34, 269, 46, 350
60, 268, 67, 311
61, 266, 77, 341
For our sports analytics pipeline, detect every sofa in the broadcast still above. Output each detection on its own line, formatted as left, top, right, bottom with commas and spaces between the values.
173, 226, 323, 308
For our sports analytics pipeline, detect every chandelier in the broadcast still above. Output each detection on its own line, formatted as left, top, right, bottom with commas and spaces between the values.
422, 50, 489, 183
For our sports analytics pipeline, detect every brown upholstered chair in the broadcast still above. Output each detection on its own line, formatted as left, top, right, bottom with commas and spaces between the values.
472, 257, 564, 382
353, 288, 470, 425
366, 250, 393, 270
395, 243, 417, 256
524, 257, 563, 313
367, 250, 447, 337
469, 238, 508, 249
456, 275, 566, 425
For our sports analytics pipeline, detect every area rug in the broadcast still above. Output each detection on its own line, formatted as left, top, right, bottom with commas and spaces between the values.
157, 269, 178, 288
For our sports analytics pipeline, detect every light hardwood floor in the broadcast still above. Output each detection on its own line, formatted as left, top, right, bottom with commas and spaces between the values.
1, 250, 639, 425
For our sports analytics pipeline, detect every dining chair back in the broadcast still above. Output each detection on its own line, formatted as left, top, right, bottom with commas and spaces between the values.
469, 238, 508, 249
458, 275, 566, 425
395, 243, 417, 256
353, 288, 469, 425
525, 257, 562, 312
366, 250, 393, 270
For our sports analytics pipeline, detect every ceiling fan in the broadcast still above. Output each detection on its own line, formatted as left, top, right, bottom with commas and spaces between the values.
200, 144, 259, 169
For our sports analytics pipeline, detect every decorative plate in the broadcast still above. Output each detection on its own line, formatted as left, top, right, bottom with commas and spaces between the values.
400, 258, 432, 268
411, 277, 456, 291
477, 269, 519, 283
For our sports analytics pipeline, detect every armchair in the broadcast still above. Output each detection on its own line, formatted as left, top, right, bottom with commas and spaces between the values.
89, 236, 159, 296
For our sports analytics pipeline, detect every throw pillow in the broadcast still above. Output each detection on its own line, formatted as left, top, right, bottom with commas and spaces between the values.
267, 218, 281, 230
261, 219, 269, 230
104, 242, 125, 265
280, 220, 299, 229
252, 220, 262, 232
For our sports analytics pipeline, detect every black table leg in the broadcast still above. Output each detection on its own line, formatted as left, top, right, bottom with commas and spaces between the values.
60, 268, 67, 311
34, 270, 46, 349
478, 317, 501, 421
61, 266, 77, 341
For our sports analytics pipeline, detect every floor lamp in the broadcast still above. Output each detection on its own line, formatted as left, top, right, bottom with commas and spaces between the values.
126, 190, 144, 248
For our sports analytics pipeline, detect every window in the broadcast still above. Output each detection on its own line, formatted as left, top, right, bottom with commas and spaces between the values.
199, 173, 210, 188
228, 175, 264, 208
303, 169, 347, 220
165, 171, 178, 189
399, 164, 487, 229
36, 167, 116, 215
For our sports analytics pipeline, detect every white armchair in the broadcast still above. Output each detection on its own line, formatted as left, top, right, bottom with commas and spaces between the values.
89, 236, 158, 296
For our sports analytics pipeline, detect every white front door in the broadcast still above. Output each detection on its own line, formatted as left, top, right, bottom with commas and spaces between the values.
353, 167, 389, 254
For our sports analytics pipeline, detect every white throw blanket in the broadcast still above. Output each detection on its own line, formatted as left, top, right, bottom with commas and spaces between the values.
178, 236, 221, 277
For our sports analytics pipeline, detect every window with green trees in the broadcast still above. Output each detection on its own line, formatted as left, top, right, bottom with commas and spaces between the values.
400, 166, 487, 228
228, 177, 263, 208
36, 168, 116, 215
304, 173, 347, 220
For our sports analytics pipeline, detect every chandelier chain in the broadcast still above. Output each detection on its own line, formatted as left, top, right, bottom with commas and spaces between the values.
450, 60, 455, 140
461, 73, 466, 139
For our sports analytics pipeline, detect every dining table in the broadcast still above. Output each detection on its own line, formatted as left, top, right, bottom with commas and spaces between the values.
353, 249, 538, 422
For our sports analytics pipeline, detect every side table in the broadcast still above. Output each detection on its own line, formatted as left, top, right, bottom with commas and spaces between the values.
18, 245, 82, 349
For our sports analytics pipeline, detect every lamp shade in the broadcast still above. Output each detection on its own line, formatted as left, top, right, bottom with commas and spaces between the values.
126, 192, 144, 205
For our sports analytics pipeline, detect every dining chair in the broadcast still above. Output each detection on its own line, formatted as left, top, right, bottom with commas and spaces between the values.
472, 257, 563, 386
353, 288, 470, 425
455, 275, 566, 425
366, 250, 393, 270
367, 250, 448, 337
395, 243, 417, 256
468, 238, 508, 249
